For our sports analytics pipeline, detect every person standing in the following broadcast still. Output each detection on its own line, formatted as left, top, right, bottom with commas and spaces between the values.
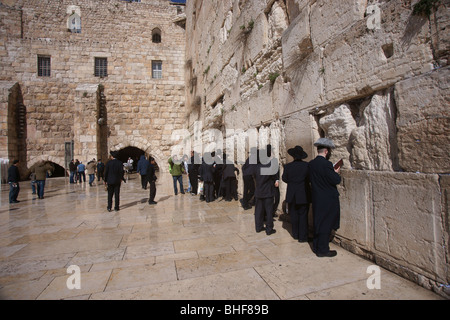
8, 160, 20, 204
168, 155, 185, 195
77, 161, 86, 183
282, 146, 311, 243
147, 157, 158, 205
74, 159, 80, 183
222, 155, 239, 201
308, 138, 341, 258
86, 158, 97, 186
97, 159, 105, 181
136, 155, 150, 190
188, 151, 201, 195
241, 148, 256, 210
199, 153, 215, 203
69, 159, 76, 184
253, 146, 278, 236
104, 151, 125, 212
33, 161, 54, 199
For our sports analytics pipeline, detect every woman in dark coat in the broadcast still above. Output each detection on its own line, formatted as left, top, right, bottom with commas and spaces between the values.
308, 138, 341, 257
282, 146, 311, 243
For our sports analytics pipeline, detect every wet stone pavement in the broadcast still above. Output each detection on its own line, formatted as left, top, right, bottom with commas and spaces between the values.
0, 172, 443, 300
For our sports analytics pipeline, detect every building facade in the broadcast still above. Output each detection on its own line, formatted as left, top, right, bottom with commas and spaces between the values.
0, 0, 186, 177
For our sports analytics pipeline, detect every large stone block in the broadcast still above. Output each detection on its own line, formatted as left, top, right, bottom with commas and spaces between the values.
371, 171, 447, 282
338, 170, 371, 247
322, 1, 434, 104
281, 5, 312, 75
395, 67, 450, 173
310, 0, 366, 47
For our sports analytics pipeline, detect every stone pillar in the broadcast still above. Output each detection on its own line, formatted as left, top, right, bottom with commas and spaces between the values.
74, 84, 98, 162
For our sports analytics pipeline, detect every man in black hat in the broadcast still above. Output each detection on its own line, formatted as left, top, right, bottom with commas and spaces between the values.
282, 146, 311, 242
308, 138, 341, 257
104, 151, 125, 212
253, 146, 278, 236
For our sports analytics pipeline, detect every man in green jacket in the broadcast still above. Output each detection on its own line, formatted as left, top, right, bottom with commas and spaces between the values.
168, 155, 185, 195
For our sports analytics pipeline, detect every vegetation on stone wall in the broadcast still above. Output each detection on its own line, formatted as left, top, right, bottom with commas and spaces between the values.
412, 0, 441, 16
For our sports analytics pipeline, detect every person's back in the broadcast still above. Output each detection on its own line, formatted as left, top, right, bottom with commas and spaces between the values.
104, 158, 124, 185
87, 161, 96, 174
308, 156, 340, 198
34, 162, 53, 180
77, 163, 85, 172
137, 155, 149, 175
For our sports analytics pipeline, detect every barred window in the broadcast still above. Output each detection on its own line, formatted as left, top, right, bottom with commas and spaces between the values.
95, 57, 108, 77
38, 55, 51, 77
152, 60, 162, 79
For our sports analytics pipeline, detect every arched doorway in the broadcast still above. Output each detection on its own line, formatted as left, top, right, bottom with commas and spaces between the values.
115, 147, 160, 172
29, 161, 66, 178
116, 147, 143, 172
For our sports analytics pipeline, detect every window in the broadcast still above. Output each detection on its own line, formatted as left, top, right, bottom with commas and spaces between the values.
95, 57, 108, 77
152, 60, 162, 79
68, 13, 81, 33
38, 55, 51, 77
152, 28, 161, 43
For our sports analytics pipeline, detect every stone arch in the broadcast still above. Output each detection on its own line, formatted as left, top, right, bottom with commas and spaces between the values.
109, 138, 167, 172
28, 155, 67, 175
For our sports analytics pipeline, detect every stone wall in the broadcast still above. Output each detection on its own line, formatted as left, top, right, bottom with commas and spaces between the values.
0, 0, 186, 172
185, 0, 449, 297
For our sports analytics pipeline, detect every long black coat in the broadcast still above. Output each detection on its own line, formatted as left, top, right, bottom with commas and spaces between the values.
282, 159, 311, 205
253, 159, 277, 199
308, 156, 341, 232
199, 160, 215, 182
104, 158, 124, 185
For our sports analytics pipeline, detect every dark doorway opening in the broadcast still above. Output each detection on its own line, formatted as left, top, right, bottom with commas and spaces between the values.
116, 147, 144, 172
50, 162, 66, 178
115, 147, 160, 172
29, 161, 66, 179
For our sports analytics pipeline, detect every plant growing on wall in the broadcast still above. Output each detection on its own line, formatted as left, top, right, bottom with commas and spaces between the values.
412, 0, 441, 16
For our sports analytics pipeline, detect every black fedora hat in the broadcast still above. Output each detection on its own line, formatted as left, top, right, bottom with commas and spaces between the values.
288, 145, 308, 160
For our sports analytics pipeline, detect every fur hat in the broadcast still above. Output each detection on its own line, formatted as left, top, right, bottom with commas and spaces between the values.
314, 138, 336, 149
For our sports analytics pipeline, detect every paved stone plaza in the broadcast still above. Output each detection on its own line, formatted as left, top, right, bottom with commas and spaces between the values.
0, 173, 443, 300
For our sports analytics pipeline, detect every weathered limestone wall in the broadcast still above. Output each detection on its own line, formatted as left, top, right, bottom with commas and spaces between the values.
185, 0, 449, 297
0, 0, 186, 172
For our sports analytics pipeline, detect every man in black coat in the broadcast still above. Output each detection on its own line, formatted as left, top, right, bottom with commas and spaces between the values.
282, 146, 311, 243
8, 160, 20, 204
104, 151, 125, 212
199, 153, 215, 203
308, 138, 341, 257
241, 148, 256, 210
188, 150, 201, 195
253, 147, 278, 236
147, 157, 158, 205
222, 154, 239, 201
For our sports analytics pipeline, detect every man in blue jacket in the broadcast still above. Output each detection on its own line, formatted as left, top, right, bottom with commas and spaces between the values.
308, 138, 341, 258
136, 155, 150, 190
